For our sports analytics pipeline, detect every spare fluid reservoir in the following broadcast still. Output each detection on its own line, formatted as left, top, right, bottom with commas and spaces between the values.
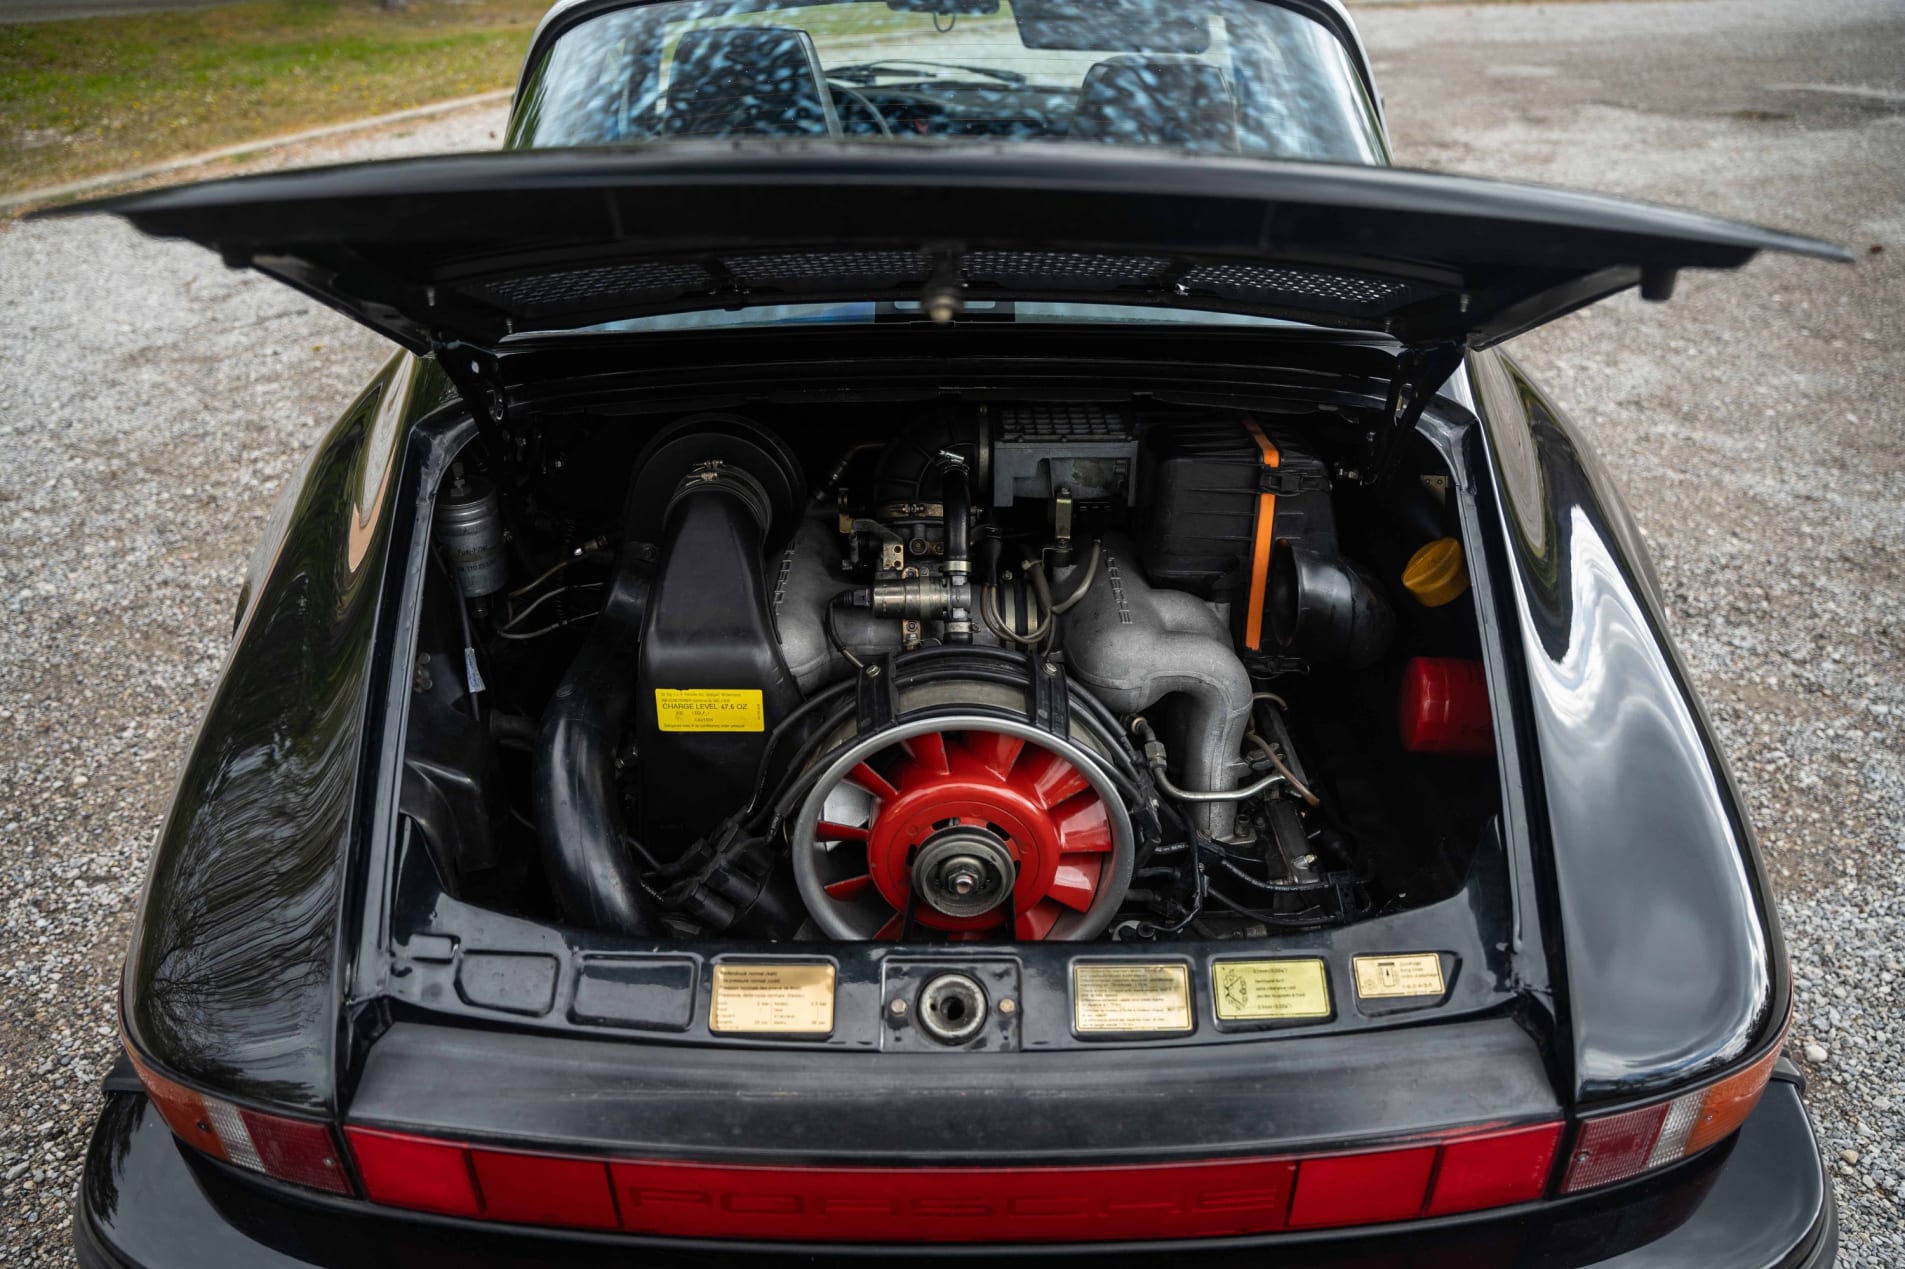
1398, 657, 1495, 757
434, 466, 507, 597
1402, 537, 1470, 608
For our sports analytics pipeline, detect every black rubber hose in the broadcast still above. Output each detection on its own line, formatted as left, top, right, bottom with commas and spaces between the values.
942, 463, 971, 576
532, 554, 662, 937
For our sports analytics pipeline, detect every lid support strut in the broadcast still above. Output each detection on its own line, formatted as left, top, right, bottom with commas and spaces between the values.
1371, 340, 1467, 486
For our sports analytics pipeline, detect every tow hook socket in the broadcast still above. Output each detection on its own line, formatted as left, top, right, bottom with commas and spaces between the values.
916, 972, 988, 1045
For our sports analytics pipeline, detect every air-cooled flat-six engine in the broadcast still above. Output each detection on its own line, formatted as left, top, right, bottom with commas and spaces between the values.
413, 401, 1498, 951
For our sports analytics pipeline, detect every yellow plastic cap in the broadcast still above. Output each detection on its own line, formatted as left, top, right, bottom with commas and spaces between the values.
1402, 537, 1469, 608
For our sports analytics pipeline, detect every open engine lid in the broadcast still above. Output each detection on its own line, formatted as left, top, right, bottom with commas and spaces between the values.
49, 142, 1849, 357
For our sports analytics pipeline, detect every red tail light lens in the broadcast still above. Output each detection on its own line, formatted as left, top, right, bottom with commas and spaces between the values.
1562, 1032, 1787, 1194
346, 1125, 480, 1215
126, 1046, 351, 1196
342, 1121, 1562, 1241
473, 1148, 620, 1229
1287, 1145, 1437, 1228
1425, 1122, 1564, 1216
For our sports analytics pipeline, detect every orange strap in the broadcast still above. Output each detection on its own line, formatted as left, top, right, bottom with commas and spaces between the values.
1242, 418, 1280, 651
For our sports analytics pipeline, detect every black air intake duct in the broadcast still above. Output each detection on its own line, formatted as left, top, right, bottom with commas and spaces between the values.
533, 414, 804, 936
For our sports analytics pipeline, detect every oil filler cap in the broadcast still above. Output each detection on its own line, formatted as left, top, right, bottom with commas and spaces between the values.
1402, 537, 1469, 608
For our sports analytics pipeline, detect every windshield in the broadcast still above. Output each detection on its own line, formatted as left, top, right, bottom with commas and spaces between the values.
514, 300, 1308, 339
509, 0, 1386, 163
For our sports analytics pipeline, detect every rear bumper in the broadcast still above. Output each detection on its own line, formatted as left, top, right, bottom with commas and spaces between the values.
74, 1079, 1835, 1269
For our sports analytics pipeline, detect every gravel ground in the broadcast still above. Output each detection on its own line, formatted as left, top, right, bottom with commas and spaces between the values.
3, 0, 1901, 1264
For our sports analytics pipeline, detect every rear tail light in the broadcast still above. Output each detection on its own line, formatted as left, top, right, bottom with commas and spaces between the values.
1561, 1028, 1787, 1194
1425, 1122, 1566, 1215
126, 1045, 352, 1195
343, 1121, 1560, 1241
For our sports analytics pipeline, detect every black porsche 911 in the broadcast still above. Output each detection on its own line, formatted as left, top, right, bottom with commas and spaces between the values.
48, 1, 1850, 1266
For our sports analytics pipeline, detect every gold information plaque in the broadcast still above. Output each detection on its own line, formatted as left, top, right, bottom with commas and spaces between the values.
1212, 959, 1331, 1021
709, 962, 836, 1034
1072, 963, 1194, 1033
1352, 953, 1447, 1000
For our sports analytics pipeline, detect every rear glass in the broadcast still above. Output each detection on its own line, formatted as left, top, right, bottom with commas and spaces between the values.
508, 0, 1386, 163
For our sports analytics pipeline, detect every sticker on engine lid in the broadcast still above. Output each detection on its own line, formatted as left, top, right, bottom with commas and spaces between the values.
1071, 963, 1193, 1034
1212, 959, 1331, 1021
1352, 953, 1447, 1000
654, 688, 764, 733
709, 962, 835, 1034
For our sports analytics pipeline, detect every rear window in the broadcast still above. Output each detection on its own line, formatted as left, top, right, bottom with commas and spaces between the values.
508, 0, 1386, 163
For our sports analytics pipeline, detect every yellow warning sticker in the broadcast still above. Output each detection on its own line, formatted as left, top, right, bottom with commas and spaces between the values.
1212, 959, 1332, 1021
709, 963, 835, 1034
654, 688, 764, 733
1352, 953, 1447, 1000
1072, 963, 1193, 1034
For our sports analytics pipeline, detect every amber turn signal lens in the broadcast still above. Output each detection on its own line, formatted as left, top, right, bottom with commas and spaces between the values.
1562, 1030, 1786, 1194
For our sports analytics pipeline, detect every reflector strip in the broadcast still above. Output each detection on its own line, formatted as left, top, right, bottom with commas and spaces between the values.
1562, 1103, 1668, 1192
341, 1124, 1566, 1241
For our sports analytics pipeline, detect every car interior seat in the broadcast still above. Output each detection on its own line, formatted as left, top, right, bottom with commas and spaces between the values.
661, 26, 843, 138
1069, 57, 1239, 151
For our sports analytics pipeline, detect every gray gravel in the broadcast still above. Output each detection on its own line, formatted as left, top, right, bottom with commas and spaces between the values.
3, 1, 1902, 1264
0, 104, 504, 1267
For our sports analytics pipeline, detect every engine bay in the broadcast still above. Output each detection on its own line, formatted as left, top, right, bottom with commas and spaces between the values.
403, 399, 1500, 946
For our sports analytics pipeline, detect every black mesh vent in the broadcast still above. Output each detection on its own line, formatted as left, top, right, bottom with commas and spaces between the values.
472, 250, 1438, 328
728, 251, 927, 289
482, 261, 713, 315
1180, 262, 1420, 310
968, 251, 1167, 288
998, 403, 1129, 439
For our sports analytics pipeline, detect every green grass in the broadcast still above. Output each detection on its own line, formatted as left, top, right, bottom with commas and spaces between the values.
0, 0, 549, 196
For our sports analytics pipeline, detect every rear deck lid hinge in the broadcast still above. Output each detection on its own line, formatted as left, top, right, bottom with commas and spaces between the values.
1368, 340, 1468, 486
433, 338, 519, 478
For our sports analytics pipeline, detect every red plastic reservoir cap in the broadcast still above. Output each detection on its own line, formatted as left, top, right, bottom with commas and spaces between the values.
1398, 657, 1495, 758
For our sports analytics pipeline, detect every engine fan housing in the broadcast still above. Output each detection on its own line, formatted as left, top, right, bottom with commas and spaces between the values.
791, 693, 1136, 942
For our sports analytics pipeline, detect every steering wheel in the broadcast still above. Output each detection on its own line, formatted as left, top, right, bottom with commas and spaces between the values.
830, 83, 895, 137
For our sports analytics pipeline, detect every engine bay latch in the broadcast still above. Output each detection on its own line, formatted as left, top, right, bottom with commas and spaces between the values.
880, 959, 1022, 1051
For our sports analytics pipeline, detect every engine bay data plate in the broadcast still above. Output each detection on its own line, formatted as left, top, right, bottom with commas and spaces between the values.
709, 962, 835, 1034
1072, 963, 1193, 1034
1212, 959, 1331, 1021
1352, 953, 1447, 1000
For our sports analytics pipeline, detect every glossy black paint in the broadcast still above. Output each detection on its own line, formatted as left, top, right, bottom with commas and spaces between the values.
37, 145, 1848, 354
1465, 350, 1789, 1100
120, 352, 456, 1112
74, 1078, 1832, 1268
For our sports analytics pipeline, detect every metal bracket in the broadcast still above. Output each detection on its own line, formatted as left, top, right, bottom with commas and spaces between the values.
921, 247, 965, 324
1027, 651, 1070, 739
435, 339, 518, 479
1257, 468, 1332, 496
856, 654, 901, 732
1370, 340, 1467, 486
